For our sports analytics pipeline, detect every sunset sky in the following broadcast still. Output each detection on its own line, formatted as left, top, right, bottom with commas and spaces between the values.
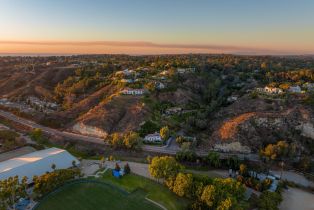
0, 0, 314, 55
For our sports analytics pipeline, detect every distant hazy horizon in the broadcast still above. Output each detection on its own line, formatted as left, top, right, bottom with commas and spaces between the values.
1, 0, 314, 55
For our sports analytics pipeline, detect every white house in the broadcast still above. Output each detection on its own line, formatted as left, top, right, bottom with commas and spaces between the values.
303, 83, 314, 90
288, 85, 302, 93
155, 82, 165, 90
144, 132, 162, 143
0, 147, 80, 183
227, 95, 238, 103
120, 88, 146, 95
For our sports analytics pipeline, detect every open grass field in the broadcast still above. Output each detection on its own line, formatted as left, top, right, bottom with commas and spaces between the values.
35, 181, 162, 210
102, 171, 189, 210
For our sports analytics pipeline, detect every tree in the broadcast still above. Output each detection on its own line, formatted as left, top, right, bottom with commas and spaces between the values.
33, 168, 80, 197
257, 191, 282, 210
260, 141, 289, 161
207, 152, 220, 168
149, 156, 182, 181
239, 164, 247, 176
51, 163, 56, 170
260, 141, 289, 175
201, 185, 215, 207
108, 133, 123, 149
0, 176, 28, 209
276, 141, 289, 158
172, 173, 193, 198
160, 126, 170, 141
123, 131, 141, 149
176, 136, 185, 145
30, 128, 45, 144
217, 197, 232, 210
72, 160, 77, 168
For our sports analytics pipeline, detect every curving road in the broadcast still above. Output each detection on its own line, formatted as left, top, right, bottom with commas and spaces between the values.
0, 110, 259, 160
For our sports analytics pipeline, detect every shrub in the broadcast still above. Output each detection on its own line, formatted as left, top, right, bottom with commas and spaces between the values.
257, 191, 282, 210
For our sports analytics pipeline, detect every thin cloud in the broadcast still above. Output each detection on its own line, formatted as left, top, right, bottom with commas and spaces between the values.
0, 40, 262, 51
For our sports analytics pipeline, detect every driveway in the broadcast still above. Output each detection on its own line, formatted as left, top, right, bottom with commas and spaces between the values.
272, 170, 314, 187
280, 187, 314, 210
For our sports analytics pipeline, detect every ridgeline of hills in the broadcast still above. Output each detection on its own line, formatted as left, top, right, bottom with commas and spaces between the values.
0, 54, 314, 155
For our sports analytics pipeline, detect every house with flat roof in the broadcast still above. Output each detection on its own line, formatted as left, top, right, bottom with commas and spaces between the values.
120, 88, 146, 95
288, 85, 302, 93
0, 147, 79, 183
177, 67, 196, 74
144, 132, 162, 143
165, 107, 182, 115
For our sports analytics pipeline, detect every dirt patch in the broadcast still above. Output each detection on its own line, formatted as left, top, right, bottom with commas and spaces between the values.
218, 112, 256, 140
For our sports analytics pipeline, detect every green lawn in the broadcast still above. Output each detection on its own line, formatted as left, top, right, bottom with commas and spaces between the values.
102, 171, 189, 210
36, 181, 161, 210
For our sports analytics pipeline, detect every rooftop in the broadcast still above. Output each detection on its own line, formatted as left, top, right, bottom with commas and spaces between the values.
0, 147, 66, 173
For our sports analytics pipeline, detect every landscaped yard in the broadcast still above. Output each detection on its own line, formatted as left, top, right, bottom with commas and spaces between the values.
35, 181, 161, 210
102, 171, 189, 210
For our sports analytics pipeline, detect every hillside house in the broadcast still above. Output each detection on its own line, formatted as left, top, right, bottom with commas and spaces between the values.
177, 67, 196, 74
120, 88, 146, 95
303, 83, 314, 91
165, 107, 182, 115
288, 85, 302, 93
144, 132, 162, 143
227, 95, 238, 103
155, 82, 165, 90
115, 69, 132, 76
257, 86, 283, 94
120, 79, 134, 83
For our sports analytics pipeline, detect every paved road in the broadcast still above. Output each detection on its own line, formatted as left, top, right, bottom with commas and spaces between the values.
0, 110, 260, 160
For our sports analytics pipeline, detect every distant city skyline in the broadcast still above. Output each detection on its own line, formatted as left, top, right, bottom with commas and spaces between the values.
0, 0, 314, 55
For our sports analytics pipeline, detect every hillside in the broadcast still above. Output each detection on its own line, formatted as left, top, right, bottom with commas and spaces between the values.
0, 55, 314, 154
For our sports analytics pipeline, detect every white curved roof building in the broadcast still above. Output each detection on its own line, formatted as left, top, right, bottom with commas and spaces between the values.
0, 147, 80, 183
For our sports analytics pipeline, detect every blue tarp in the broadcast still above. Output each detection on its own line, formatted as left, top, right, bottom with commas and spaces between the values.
112, 170, 121, 178
15, 198, 30, 210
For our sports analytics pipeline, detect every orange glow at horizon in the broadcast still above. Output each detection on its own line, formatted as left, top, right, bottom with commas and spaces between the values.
0, 40, 313, 55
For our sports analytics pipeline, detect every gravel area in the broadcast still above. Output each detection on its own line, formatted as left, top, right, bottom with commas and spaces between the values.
80, 159, 101, 176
